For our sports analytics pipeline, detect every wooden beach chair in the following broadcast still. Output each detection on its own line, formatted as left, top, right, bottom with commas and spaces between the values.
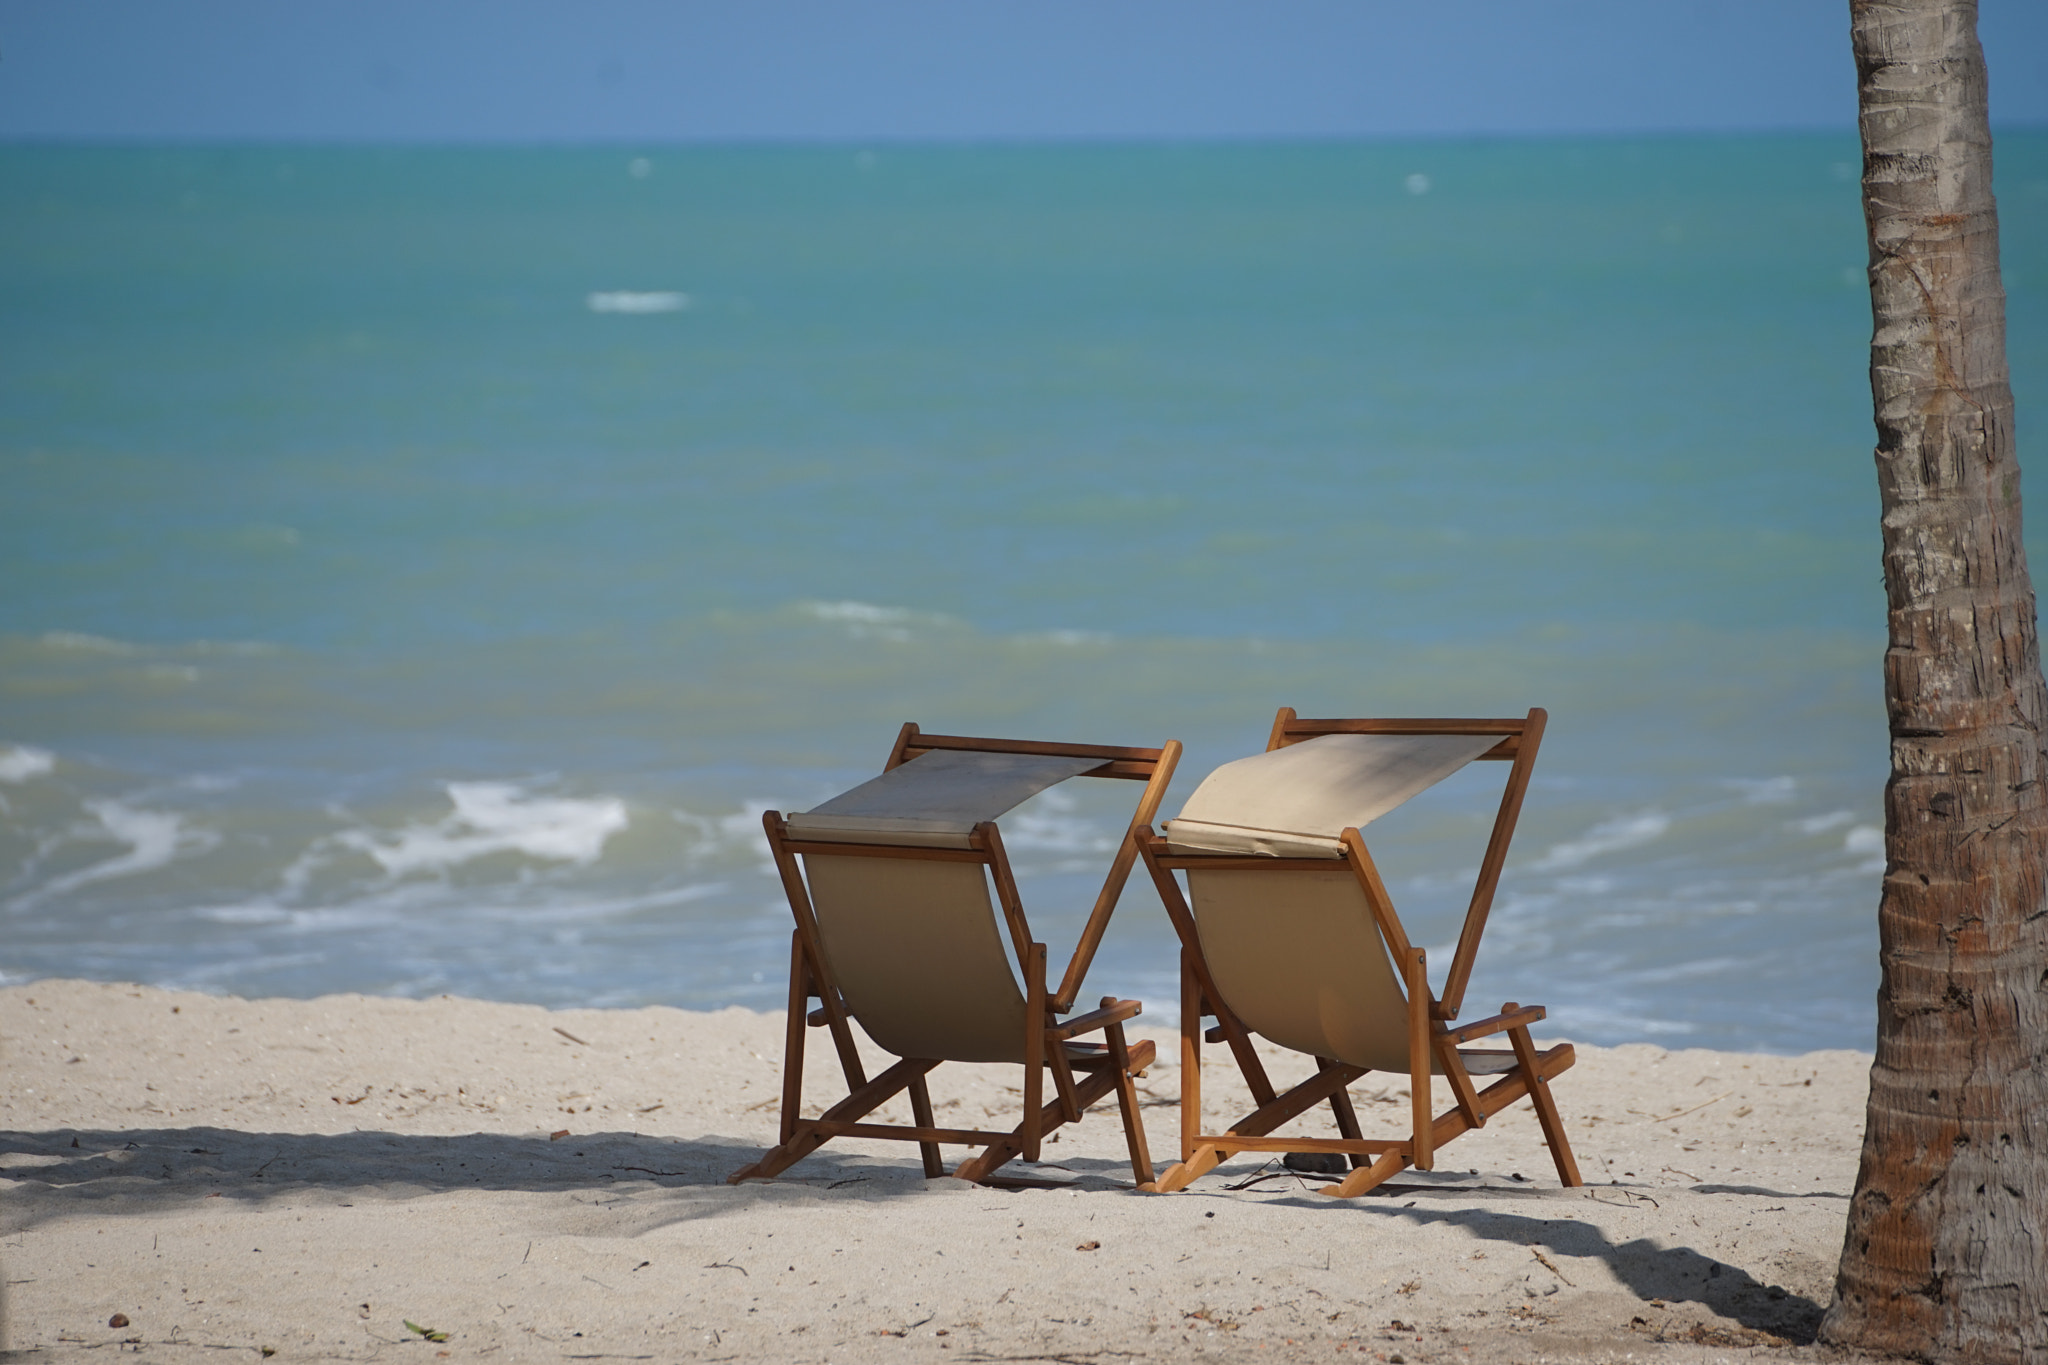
729, 723, 1181, 1188
1135, 707, 1582, 1199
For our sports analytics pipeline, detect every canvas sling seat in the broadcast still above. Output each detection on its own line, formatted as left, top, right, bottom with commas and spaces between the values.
1137, 708, 1583, 1199
730, 723, 1181, 1188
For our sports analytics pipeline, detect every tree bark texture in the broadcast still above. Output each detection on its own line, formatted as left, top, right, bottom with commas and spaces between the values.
1822, 2, 2048, 1361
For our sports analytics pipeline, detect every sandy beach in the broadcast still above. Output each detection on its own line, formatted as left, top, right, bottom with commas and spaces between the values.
3, 980, 1879, 1363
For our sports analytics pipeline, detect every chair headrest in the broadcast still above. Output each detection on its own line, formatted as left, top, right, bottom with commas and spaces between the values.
788, 749, 1101, 848
1164, 733, 1499, 857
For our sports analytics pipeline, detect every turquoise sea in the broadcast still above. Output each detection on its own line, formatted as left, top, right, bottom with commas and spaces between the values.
4, 136, 2045, 1052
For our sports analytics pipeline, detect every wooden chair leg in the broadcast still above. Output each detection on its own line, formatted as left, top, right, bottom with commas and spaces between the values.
1023, 945, 1046, 1162
1150, 1143, 1225, 1193
730, 1130, 829, 1184
1320, 1149, 1411, 1199
729, 1058, 934, 1183
779, 931, 809, 1146
1508, 1023, 1582, 1186
1405, 948, 1433, 1171
763, 813, 866, 1091
1049, 1045, 1084, 1124
955, 1058, 1128, 1184
1106, 1020, 1154, 1186
1151, 1062, 1368, 1192
1319, 1056, 1366, 1167
1179, 952, 1202, 1165
1217, 1005, 1277, 1108
1434, 1033, 1486, 1131
907, 1072, 944, 1179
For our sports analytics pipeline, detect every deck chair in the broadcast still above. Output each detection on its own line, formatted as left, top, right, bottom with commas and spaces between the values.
1134, 707, 1582, 1199
729, 723, 1181, 1188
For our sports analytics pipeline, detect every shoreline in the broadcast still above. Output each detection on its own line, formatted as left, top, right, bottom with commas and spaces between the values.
3, 979, 1877, 1362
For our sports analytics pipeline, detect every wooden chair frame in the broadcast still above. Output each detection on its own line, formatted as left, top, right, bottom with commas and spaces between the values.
729, 724, 1181, 1188
1136, 708, 1583, 1198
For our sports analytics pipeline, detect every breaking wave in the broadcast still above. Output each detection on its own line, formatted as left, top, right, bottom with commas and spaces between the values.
331, 782, 629, 878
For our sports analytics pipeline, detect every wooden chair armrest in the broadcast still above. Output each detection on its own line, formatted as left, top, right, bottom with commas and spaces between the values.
1444, 1003, 1545, 1044
1047, 997, 1143, 1042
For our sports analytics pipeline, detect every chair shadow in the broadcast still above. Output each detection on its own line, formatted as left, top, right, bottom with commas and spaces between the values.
0, 1124, 1113, 1236
5, 1128, 1831, 1343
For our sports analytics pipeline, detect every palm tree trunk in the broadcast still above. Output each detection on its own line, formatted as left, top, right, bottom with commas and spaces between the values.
1821, 2, 2048, 1361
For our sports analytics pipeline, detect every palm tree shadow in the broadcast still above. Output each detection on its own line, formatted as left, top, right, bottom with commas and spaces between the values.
1255, 1192, 1827, 1343
1422, 1202, 1824, 1342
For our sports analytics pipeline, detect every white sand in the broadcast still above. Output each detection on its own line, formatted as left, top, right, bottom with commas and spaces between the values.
2, 980, 1880, 1363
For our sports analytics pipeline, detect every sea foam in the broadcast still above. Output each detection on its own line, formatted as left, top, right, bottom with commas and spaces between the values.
799, 600, 961, 643
0, 745, 55, 783
19, 799, 219, 904
335, 781, 629, 877
586, 291, 689, 314
1531, 811, 1672, 871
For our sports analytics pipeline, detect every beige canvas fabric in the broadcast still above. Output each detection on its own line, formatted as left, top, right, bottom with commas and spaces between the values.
803, 854, 1029, 1064
1189, 867, 1413, 1072
1188, 867, 1513, 1076
789, 750, 1101, 848
1164, 733, 1500, 857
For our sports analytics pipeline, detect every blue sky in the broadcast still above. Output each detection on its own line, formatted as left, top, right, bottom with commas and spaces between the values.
1, 1, 2044, 143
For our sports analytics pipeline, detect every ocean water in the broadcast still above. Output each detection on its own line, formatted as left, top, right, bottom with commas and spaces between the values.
4, 136, 2045, 1053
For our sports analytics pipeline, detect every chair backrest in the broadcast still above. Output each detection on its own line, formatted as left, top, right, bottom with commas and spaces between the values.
791, 748, 1102, 849
1256, 710, 1545, 1022
776, 731, 1179, 1063
1185, 864, 1413, 1072
785, 750, 1095, 1065
1167, 732, 1500, 857
1157, 712, 1545, 1068
802, 851, 1030, 1064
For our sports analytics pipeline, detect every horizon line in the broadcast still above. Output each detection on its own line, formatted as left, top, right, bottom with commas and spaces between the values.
2, 125, 1975, 153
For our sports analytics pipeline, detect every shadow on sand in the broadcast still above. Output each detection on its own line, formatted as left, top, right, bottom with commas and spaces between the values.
4, 1126, 1830, 1343
1235, 1184, 1834, 1343
0, 1122, 1130, 1226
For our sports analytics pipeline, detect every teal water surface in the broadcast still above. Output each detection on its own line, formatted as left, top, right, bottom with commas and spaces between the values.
4, 135, 2045, 1050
